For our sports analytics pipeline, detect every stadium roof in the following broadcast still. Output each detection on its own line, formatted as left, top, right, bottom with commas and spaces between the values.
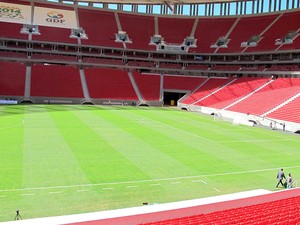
75, 0, 238, 4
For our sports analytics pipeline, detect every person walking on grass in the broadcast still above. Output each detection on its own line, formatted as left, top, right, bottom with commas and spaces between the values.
276, 168, 286, 188
287, 173, 293, 189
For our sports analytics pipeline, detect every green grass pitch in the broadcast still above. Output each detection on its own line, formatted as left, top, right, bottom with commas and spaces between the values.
0, 105, 300, 222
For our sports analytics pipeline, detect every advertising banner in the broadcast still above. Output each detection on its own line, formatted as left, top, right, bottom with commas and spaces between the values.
0, 2, 31, 24
34, 7, 77, 29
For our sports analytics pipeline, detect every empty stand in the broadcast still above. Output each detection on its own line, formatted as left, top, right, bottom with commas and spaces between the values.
32, 26, 77, 44
31, 3, 77, 44
159, 62, 182, 70
196, 77, 270, 109
31, 53, 77, 62
132, 72, 161, 101
83, 57, 124, 65
118, 13, 156, 50
185, 64, 209, 71
138, 196, 300, 225
1, 0, 30, 42
193, 18, 237, 53
0, 51, 28, 59
279, 33, 300, 51
267, 95, 300, 124
0, 22, 26, 40
0, 62, 26, 96
78, 8, 122, 48
227, 78, 300, 115
158, 17, 195, 45
31, 64, 83, 98
218, 14, 277, 53
246, 11, 300, 52
163, 75, 205, 91
182, 78, 234, 105
85, 68, 138, 100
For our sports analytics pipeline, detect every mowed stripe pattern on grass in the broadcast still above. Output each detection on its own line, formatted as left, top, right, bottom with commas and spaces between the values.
0, 105, 300, 222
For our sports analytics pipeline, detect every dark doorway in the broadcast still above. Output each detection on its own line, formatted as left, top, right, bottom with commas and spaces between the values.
163, 92, 186, 106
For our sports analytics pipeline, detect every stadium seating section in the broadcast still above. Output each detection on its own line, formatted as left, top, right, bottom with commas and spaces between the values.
2, 2, 300, 52
194, 77, 270, 109
0, 62, 26, 96
132, 72, 161, 101
163, 75, 205, 91
85, 68, 138, 100
266, 93, 300, 124
158, 17, 195, 45
31, 64, 84, 98
118, 13, 156, 50
138, 195, 300, 225
227, 77, 300, 116
181, 77, 235, 105
78, 8, 122, 48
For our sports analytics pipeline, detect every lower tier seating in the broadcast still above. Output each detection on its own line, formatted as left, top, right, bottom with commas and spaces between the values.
31, 64, 83, 98
267, 95, 300, 124
0, 62, 26, 96
132, 72, 161, 101
85, 68, 138, 100
227, 77, 300, 115
139, 195, 300, 225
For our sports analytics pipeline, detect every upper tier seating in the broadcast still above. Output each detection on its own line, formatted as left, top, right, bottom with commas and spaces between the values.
31, 64, 83, 98
118, 13, 156, 51
2, 3, 300, 53
32, 26, 77, 44
158, 17, 195, 45
246, 11, 300, 52
227, 77, 300, 115
78, 8, 122, 48
85, 68, 138, 100
218, 14, 277, 53
279, 33, 300, 51
132, 72, 161, 101
3, 1, 26, 44
193, 18, 237, 53
138, 195, 300, 225
31, 3, 77, 44
195, 77, 270, 109
182, 78, 235, 105
0, 22, 25, 40
0, 62, 26, 96
163, 75, 205, 91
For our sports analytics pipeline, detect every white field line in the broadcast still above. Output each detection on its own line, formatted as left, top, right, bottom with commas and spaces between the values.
2, 165, 300, 193
149, 184, 161, 186
192, 180, 207, 184
21, 193, 35, 196
76, 189, 89, 192
49, 191, 63, 195
126, 186, 138, 189
218, 139, 293, 143
213, 187, 221, 192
